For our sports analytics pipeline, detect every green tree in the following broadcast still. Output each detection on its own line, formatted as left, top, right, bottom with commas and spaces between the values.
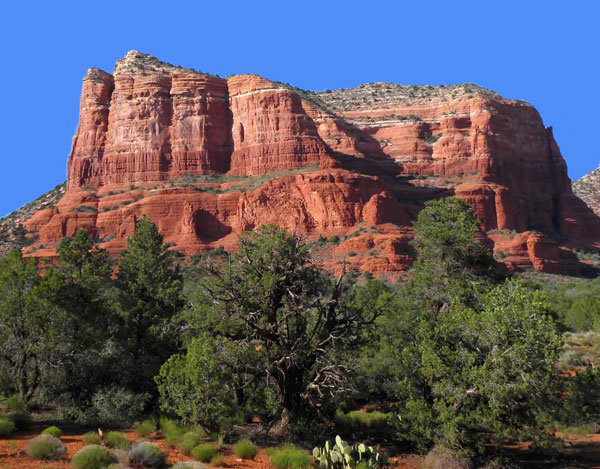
117, 216, 184, 394
410, 197, 497, 316
0, 250, 67, 403
169, 225, 385, 433
358, 198, 563, 455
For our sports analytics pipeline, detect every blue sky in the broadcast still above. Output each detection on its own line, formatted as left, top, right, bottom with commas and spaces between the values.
1, 0, 598, 217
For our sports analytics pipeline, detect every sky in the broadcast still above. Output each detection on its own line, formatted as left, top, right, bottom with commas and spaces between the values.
1, 0, 598, 217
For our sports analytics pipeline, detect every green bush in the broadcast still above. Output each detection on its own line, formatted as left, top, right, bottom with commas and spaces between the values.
421, 445, 472, 469
335, 410, 391, 439
0, 416, 15, 436
234, 439, 258, 459
128, 441, 166, 468
159, 417, 185, 440
104, 431, 130, 449
191, 443, 216, 462
41, 425, 63, 437
91, 386, 150, 428
180, 431, 202, 455
9, 411, 32, 430
4, 394, 27, 412
269, 447, 311, 469
25, 435, 66, 460
211, 453, 224, 466
83, 431, 102, 445
72, 445, 118, 469
134, 419, 156, 438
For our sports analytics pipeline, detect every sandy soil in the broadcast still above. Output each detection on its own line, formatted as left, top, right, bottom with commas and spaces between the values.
0, 428, 423, 469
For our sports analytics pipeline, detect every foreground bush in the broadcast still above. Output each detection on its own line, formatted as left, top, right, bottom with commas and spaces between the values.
335, 410, 391, 439
104, 431, 130, 449
180, 431, 202, 455
129, 441, 166, 468
0, 416, 15, 436
191, 443, 216, 462
72, 445, 118, 469
41, 425, 63, 437
135, 419, 156, 438
83, 431, 102, 445
234, 439, 258, 459
91, 386, 150, 428
172, 462, 207, 469
269, 447, 311, 469
421, 446, 473, 469
26, 435, 66, 460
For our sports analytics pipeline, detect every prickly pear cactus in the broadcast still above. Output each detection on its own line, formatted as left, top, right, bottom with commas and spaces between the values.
313, 435, 384, 468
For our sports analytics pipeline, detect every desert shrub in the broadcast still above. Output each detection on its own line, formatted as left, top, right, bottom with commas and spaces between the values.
211, 453, 224, 466
234, 439, 258, 459
83, 431, 102, 445
421, 446, 473, 469
0, 416, 15, 435
72, 445, 118, 469
112, 448, 130, 466
269, 447, 311, 469
128, 441, 166, 468
159, 417, 185, 440
335, 410, 391, 439
105, 431, 130, 450
8, 411, 32, 430
191, 443, 216, 462
25, 435, 66, 460
134, 419, 156, 438
180, 431, 202, 455
4, 394, 27, 412
91, 386, 150, 428
41, 425, 63, 437
172, 462, 207, 469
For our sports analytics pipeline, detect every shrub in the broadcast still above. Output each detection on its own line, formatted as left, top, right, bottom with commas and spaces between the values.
91, 386, 150, 428
422, 446, 473, 469
211, 453, 224, 466
25, 435, 66, 460
0, 416, 15, 436
234, 439, 258, 459
180, 431, 202, 455
8, 411, 32, 430
335, 410, 391, 439
269, 447, 311, 469
72, 445, 118, 469
159, 417, 185, 440
128, 441, 166, 468
134, 419, 156, 438
41, 425, 63, 437
191, 443, 216, 462
104, 431, 130, 450
83, 431, 102, 446
172, 462, 207, 469
4, 394, 27, 412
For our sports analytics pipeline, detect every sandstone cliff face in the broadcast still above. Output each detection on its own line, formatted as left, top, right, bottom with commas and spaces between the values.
573, 165, 600, 217
17, 51, 600, 276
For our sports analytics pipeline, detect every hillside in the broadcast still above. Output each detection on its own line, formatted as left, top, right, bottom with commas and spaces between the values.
573, 165, 600, 217
2, 50, 599, 276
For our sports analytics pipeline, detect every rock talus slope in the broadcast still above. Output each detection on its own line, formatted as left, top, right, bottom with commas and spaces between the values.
12, 51, 600, 276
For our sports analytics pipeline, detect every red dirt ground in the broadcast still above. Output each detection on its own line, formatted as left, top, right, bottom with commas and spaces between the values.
0, 428, 422, 469
3, 428, 600, 468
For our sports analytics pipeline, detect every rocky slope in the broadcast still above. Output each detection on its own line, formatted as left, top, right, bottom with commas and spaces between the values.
8, 51, 600, 276
573, 165, 600, 217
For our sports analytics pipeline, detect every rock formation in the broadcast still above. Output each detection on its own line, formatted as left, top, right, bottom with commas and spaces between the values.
8, 50, 600, 276
573, 165, 600, 217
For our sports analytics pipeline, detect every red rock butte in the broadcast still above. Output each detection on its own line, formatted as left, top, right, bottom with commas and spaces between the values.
19, 50, 600, 276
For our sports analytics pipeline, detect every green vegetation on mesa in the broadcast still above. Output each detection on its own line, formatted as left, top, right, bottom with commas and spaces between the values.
0, 198, 599, 467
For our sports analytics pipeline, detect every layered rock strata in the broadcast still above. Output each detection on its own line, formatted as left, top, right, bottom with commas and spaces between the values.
16, 51, 600, 276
